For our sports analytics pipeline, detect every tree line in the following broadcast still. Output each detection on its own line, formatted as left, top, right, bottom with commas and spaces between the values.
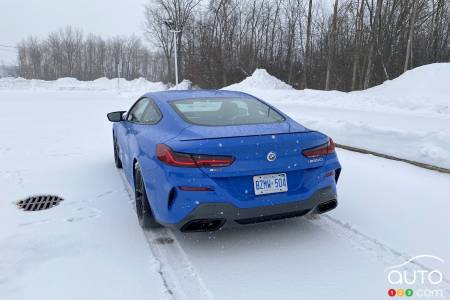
145, 0, 449, 90
16, 27, 164, 81
17, 0, 449, 91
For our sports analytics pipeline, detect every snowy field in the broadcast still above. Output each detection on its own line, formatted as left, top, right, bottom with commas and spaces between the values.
1, 64, 449, 299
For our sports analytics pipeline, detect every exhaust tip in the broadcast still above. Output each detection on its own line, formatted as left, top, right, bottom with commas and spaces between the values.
181, 219, 226, 232
317, 199, 338, 214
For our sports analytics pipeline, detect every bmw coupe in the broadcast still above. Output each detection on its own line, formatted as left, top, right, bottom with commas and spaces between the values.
107, 90, 341, 232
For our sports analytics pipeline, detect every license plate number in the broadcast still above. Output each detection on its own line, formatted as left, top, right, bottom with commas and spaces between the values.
253, 173, 288, 195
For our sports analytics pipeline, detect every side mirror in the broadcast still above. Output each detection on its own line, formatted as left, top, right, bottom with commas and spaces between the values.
107, 111, 126, 122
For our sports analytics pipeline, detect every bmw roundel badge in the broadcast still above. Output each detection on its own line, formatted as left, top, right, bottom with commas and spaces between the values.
267, 151, 277, 162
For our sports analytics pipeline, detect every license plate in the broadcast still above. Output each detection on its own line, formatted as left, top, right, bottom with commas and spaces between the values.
253, 173, 288, 195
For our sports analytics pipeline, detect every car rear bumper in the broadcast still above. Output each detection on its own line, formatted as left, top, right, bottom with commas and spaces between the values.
162, 186, 337, 232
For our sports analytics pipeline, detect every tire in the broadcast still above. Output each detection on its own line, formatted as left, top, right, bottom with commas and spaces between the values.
113, 135, 123, 169
134, 163, 161, 229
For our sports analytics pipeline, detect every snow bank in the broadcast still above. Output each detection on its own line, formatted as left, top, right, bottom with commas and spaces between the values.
224, 69, 293, 90
169, 79, 193, 90
300, 116, 450, 168
223, 64, 450, 169
0, 76, 168, 93
364, 63, 450, 99
225, 64, 450, 116
353, 63, 450, 114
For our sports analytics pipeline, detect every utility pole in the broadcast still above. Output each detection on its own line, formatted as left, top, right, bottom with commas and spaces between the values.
164, 20, 181, 87
171, 29, 181, 86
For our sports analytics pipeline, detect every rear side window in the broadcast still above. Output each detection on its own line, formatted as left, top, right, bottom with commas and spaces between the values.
141, 101, 161, 124
127, 98, 149, 122
127, 98, 162, 124
170, 97, 285, 126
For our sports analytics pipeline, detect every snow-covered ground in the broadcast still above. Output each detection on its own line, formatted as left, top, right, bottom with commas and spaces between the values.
0, 90, 171, 299
224, 64, 450, 169
172, 152, 450, 298
1, 64, 449, 299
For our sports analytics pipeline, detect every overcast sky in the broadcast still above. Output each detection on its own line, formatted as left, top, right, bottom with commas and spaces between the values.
0, 0, 148, 64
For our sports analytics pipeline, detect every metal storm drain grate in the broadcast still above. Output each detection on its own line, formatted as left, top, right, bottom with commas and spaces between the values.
16, 195, 64, 211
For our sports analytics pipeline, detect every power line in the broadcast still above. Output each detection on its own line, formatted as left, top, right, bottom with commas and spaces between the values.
0, 44, 17, 49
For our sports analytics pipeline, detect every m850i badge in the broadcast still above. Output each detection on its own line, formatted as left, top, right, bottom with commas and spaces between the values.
308, 157, 324, 163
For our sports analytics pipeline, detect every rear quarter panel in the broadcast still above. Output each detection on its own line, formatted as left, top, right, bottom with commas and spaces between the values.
115, 99, 189, 189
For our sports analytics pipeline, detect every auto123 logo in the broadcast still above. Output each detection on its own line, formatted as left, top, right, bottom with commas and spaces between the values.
385, 254, 447, 298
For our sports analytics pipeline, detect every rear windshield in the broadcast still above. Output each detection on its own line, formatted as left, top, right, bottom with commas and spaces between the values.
170, 97, 285, 126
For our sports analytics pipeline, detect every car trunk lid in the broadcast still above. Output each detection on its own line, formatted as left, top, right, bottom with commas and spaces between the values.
167, 124, 328, 178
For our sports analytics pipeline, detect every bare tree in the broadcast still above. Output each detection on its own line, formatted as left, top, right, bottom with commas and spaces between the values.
325, 0, 338, 90
302, 0, 313, 88
404, 0, 418, 72
351, 0, 365, 90
363, 0, 383, 89
17, 26, 162, 81
144, 0, 201, 83
17, 1, 450, 91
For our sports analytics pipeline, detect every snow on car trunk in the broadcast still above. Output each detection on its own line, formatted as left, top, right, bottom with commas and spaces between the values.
170, 129, 329, 177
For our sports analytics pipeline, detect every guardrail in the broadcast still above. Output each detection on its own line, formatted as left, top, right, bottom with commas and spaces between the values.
335, 143, 450, 175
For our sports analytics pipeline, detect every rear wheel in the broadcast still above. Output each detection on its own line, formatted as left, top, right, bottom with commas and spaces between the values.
113, 135, 122, 169
134, 163, 161, 229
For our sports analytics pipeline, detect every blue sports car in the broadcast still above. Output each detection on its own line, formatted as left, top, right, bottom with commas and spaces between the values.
107, 90, 341, 232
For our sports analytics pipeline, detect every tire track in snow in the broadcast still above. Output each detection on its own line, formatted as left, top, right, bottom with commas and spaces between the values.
317, 214, 450, 293
118, 171, 214, 300
118, 163, 449, 298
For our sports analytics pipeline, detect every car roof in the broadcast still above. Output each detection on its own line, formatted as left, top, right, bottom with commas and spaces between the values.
143, 89, 253, 103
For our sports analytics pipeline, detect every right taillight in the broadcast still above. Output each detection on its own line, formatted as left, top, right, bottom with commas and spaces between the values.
156, 144, 234, 167
303, 138, 336, 158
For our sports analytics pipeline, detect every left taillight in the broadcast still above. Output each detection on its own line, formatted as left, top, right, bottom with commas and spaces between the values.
156, 144, 197, 167
302, 138, 336, 158
156, 144, 235, 167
